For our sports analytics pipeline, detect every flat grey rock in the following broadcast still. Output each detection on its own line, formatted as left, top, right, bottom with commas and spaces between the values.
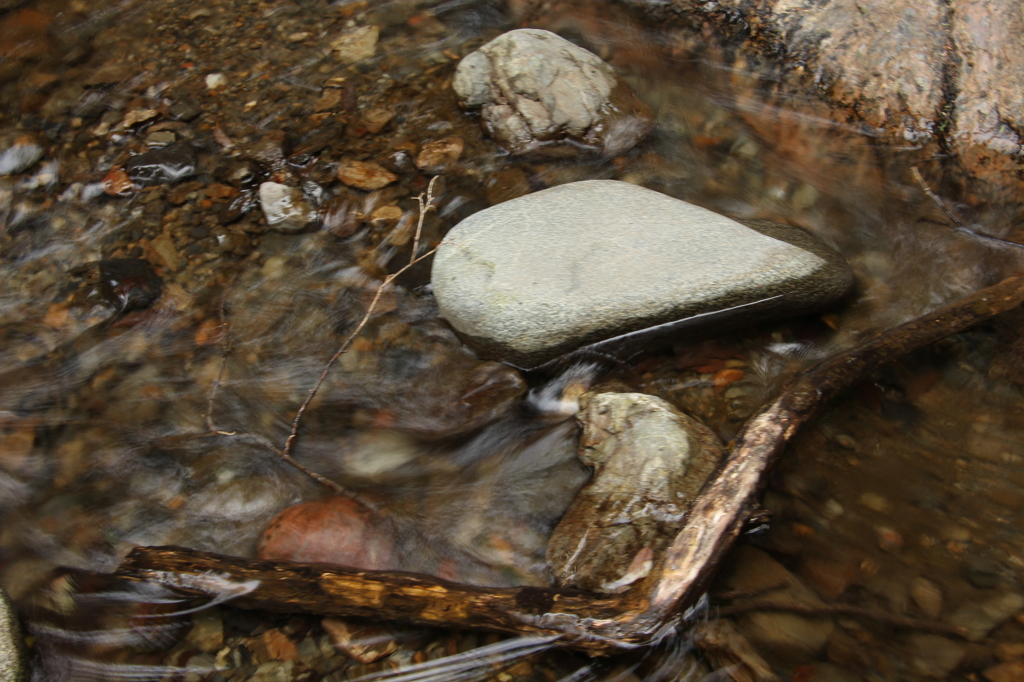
431, 180, 852, 368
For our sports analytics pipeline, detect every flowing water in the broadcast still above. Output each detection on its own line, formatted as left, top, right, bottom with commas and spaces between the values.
3, 0, 1024, 680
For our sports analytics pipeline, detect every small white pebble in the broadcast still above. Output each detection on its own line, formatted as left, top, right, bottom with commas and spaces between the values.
205, 72, 227, 91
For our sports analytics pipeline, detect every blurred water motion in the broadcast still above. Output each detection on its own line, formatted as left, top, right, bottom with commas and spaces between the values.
2, 0, 1024, 679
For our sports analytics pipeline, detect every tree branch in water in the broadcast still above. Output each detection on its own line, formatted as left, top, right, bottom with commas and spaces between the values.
118, 275, 1024, 653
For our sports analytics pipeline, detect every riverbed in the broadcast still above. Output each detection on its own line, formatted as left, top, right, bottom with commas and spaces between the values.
2, 0, 1024, 680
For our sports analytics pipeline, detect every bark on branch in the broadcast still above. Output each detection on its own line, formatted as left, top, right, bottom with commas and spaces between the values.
116, 275, 1024, 654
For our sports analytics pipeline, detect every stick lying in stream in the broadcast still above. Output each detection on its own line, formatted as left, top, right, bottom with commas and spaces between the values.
116, 274, 1024, 654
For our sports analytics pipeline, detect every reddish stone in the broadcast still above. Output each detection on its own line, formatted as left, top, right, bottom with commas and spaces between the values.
337, 160, 397, 191
415, 136, 464, 173
251, 628, 298, 662
712, 368, 745, 388
102, 167, 134, 196
257, 496, 395, 570
0, 9, 52, 59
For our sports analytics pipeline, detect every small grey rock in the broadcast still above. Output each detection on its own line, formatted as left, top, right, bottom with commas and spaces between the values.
948, 591, 1024, 641
961, 555, 1004, 589
431, 180, 853, 368
0, 587, 28, 682
452, 29, 651, 157
0, 138, 43, 176
259, 182, 317, 233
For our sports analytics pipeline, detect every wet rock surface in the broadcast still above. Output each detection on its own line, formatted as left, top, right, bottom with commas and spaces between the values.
453, 29, 652, 157
640, 0, 1024, 233
0, 135, 42, 176
432, 179, 853, 367
547, 392, 724, 593
717, 546, 836, 665
0, 587, 27, 682
258, 182, 317, 233
124, 142, 198, 186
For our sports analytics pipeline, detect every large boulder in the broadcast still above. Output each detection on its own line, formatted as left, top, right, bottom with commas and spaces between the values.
452, 29, 652, 157
621, 0, 1024, 236
431, 180, 853, 368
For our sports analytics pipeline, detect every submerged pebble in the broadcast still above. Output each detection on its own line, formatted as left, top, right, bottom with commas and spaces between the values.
337, 159, 397, 191
0, 136, 42, 175
257, 496, 396, 570
125, 142, 197, 186
258, 182, 318, 233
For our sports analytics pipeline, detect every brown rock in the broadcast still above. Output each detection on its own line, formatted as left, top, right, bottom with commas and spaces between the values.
330, 25, 378, 64
257, 496, 395, 570
997, 642, 1024, 662
251, 629, 298, 663
909, 576, 943, 619
122, 109, 160, 128
717, 546, 835, 664
484, 168, 531, 206
986, 661, 1024, 682
369, 204, 403, 229
313, 89, 342, 113
695, 620, 779, 682
0, 419, 35, 472
0, 8, 52, 59
84, 60, 138, 86
635, 0, 1024, 228
337, 160, 397, 191
321, 618, 397, 664
319, 194, 362, 238
909, 634, 967, 678
362, 107, 393, 134
102, 167, 134, 196
415, 137, 464, 173
185, 614, 224, 653
798, 555, 859, 600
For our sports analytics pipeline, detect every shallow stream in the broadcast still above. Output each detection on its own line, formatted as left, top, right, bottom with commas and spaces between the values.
3, 0, 1024, 680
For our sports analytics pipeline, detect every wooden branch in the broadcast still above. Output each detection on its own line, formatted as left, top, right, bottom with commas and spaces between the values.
621, 274, 1024, 637
116, 275, 1024, 653
116, 546, 627, 652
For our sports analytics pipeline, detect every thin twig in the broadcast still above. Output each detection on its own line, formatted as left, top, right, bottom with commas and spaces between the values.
911, 166, 1024, 249
281, 247, 438, 461
716, 601, 969, 639
411, 175, 440, 265
119, 274, 1024, 653
712, 581, 788, 602
270, 176, 443, 490
204, 298, 232, 432
910, 166, 964, 227
153, 429, 346, 495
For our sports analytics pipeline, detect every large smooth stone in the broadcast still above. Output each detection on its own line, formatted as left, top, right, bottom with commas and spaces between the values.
431, 180, 853, 368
